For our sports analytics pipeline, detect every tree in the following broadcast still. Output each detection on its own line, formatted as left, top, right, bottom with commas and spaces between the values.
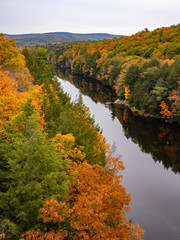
124, 64, 140, 90
152, 77, 169, 102
0, 34, 25, 71
0, 100, 69, 235
21, 159, 144, 240
53, 131, 86, 162
168, 80, 180, 121
0, 69, 33, 129
36, 47, 48, 60
59, 104, 106, 166
124, 86, 131, 100
167, 66, 178, 91
160, 101, 172, 119
0, 219, 17, 240
22, 48, 54, 85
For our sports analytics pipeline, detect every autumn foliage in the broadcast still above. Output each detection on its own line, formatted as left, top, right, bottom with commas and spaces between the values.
0, 34, 25, 71
124, 85, 131, 100
53, 131, 86, 162
160, 101, 172, 119
21, 160, 144, 240
0, 68, 45, 130
46, 25, 180, 122
0, 34, 144, 239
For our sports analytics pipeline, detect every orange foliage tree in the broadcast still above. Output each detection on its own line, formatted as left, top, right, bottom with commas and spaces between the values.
0, 34, 33, 91
168, 80, 180, 120
0, 69, 45, 131
160, 101, 172, 119
0, 69, 26, 128
21, 158, 144, 240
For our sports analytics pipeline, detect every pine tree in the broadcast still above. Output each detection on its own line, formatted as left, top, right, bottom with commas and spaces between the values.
0, 100, 69, 236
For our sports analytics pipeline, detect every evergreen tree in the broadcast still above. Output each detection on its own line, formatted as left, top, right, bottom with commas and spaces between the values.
124, 64, 140, 90
167, 66, 178, 91
22, 48, 54, 85
0, 100, 69, 236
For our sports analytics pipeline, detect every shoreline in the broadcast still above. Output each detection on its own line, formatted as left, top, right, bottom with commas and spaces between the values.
113, 99, 180, 125
55, 66, 180, 125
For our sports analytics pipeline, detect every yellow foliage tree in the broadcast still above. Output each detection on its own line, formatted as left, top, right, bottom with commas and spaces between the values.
0, 34, 25, 71
125, 86, 131, 100
53, 131, 86, 162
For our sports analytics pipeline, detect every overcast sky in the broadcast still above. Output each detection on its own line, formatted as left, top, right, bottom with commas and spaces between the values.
0, 0, 179, 36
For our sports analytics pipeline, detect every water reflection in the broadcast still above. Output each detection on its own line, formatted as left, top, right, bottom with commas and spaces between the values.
110, 104, 180, 174
57, 70, 180, 174
57, 70, 117, 104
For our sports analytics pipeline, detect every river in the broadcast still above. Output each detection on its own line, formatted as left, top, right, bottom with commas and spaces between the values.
57, 71, 180, 240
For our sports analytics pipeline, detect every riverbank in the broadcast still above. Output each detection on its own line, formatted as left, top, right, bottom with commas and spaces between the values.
114, 98, 180, 124
57, 74, 180, 240
56, 67, 180, 124
114, 99, 158, 118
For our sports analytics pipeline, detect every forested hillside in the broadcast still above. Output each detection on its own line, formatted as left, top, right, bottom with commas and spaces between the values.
47, 25, 180, 122
0, 34, 143, 239
4, 32, 121, 48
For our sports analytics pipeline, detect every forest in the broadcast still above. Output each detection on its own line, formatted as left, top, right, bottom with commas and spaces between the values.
0, 34, 144, 239
46, 25, 180, 122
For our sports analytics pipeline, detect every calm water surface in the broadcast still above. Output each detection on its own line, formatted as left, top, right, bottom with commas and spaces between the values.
57, 72, 180, 240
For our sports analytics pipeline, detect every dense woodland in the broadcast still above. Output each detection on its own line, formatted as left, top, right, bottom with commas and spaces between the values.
0, 34, 144, 239
46, 25, 180, 122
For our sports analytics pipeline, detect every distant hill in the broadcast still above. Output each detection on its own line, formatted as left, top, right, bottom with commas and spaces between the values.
4, 32, 121, 47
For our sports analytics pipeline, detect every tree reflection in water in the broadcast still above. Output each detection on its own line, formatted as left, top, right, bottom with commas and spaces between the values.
110, 105, 180, 174
57, 70, 180, 174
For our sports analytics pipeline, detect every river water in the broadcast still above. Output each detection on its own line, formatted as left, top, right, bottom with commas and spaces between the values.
57, 72, 180, 240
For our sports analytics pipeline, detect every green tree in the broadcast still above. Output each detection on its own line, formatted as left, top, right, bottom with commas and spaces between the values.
0, 100, 69, 236
22, 48, 54, 85
153, 77, 169, 102
36, 47, 48, 60
167, 66, 178, 91
57, 96, 106, 166
142, 57, 160, 70
125, 64, 140, 90
72, 58, 84, 74
157, 62, 171, 80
